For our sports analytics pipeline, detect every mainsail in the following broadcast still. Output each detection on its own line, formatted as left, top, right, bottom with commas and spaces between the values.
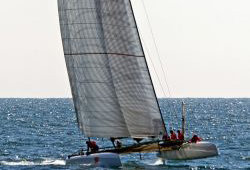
58, 0, 166, 137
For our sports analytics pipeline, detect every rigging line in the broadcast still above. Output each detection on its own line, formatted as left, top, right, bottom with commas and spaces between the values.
140, 0, 179, 128
140, 0, 172, 98
139, 28, 174, 132
139, 28, 175, 130
139, 32, 167, 99
128, 0, 167, 133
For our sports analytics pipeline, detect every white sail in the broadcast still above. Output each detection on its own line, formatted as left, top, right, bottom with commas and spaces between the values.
58, 0, 165, 137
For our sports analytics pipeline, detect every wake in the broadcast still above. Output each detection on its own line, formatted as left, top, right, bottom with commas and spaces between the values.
0, 159, 66, 166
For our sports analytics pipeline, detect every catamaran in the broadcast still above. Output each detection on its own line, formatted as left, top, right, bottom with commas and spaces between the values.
57, 0, 218, 167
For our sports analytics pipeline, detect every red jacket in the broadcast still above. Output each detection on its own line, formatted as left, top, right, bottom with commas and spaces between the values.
88, 141, 98, 148
162, 133, 170, 140
170, 132, 177, 140
190, 135, 201, 143
178, 132, 184, 140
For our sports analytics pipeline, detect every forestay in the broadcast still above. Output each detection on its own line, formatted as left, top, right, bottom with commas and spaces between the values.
57, 0, 165, 137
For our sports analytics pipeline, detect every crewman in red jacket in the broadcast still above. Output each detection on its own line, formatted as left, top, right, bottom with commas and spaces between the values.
170, 130, 177, 140
177, 130, 184, 140
189, 134, 202, 143
86, 141, 99, 153
162, 132, 170, 141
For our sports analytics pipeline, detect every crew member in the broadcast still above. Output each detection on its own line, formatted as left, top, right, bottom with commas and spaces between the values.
79, 148, 84, 155
162, 132, 170, 141
86, 141, 99, 153
177, 130, 184, 140
189, 134, 201, 143
115, 139, 122, 149
170, 130, 177, 140
110, 137, 116, 148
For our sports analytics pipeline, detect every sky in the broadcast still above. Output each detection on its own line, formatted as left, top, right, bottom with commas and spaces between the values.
0, 0, 250, 98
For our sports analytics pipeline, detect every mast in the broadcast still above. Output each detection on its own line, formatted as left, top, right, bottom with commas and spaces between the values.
127, 0, 167, 133
181, 102, 186, 139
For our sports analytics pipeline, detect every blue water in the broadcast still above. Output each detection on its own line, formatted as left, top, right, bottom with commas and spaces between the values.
0, 98, 249, 170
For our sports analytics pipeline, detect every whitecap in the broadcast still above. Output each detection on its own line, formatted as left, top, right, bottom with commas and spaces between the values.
0, 159, 66, 166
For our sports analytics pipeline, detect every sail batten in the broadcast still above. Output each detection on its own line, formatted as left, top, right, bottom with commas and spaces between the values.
58, 0, 165, 137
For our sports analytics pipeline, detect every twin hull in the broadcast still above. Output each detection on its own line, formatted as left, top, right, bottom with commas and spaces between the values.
66, 141, 218, 167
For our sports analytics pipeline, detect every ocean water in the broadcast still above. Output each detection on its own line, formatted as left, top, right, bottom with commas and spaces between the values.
0, 98, 249, 170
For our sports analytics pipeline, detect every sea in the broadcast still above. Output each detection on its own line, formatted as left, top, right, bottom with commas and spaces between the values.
0, 98, 249, 170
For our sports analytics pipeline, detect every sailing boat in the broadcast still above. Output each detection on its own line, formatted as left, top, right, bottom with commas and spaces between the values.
57, 0, 218, 166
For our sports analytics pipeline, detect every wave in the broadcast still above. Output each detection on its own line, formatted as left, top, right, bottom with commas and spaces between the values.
0, 159, 66, 166
141, 158, 165, 166
242, 156, 250, 161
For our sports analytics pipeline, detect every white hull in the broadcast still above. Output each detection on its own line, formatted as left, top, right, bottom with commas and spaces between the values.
66, 152, 122, 167
158, 141, 218, 160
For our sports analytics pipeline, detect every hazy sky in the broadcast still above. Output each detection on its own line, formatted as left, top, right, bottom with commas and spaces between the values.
1, 0, 250, 98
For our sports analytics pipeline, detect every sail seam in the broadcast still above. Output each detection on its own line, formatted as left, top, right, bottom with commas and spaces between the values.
60, 22, 136, 29
65, 52, 144, 58
69, 66, 147, 70
81, 110, 158, 113
83, 125, 156, 127
72, 96, 156, 100
77, 81, 152, 85
59, 7, 132, 12
62, 37, 138, 42
65, 53, 144, 57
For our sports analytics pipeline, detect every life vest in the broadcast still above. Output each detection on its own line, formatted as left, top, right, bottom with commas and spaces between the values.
178, 132, 184, 140
190, 135, 201, 143
88, 141, 97, 148
170, 132, 177, 140
162, 133, 170, 140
